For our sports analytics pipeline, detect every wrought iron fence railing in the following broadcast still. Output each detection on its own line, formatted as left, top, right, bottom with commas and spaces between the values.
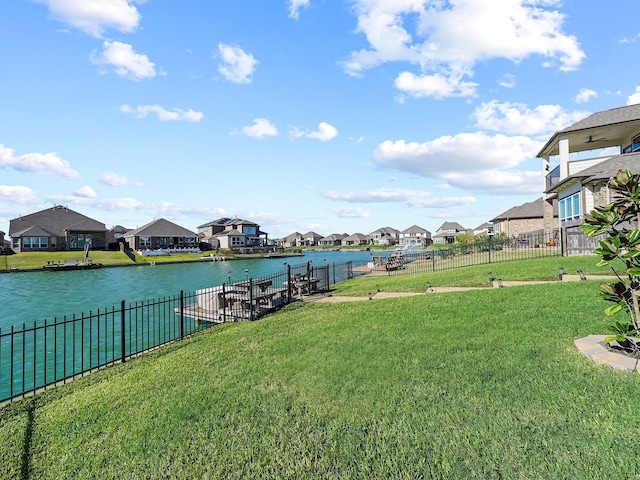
0, 261, 355, 404
0, 232, 558, 405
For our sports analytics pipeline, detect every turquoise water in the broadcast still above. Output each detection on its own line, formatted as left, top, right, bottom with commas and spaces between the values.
0, 250, 378, 401
0, 250, 375, 329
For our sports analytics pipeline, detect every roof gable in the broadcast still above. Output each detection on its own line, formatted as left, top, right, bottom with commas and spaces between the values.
401, 225, 430, 235
435, 221, 465, 233
9, 205, 105, 237
546, 152, 640, 194
124, 218, 196, 238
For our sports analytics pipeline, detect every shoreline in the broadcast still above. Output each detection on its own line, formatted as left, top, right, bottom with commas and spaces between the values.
0, 252, 306, 274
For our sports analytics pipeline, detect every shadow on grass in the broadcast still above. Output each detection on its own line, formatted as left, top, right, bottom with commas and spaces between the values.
20, 398, 35, 480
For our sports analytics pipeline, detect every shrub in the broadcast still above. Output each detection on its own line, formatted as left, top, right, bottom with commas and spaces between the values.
581, 169, 640, 337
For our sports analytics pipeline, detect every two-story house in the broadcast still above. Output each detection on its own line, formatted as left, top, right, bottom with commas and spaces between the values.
398, 225, 431, 247
368, 227, 399, 246
432, 222, 468, 244
301, 231, 323, 246
198, 217, 268, 249
539, 104, 640, 255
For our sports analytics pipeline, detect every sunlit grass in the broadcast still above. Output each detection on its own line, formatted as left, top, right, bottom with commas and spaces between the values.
1, 257, 638, 478
330, 255, 612, 296
1, 251, 134, 270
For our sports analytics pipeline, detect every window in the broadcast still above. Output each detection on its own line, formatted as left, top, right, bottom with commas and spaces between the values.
69, 233, 92, 249
560, 192, 581, 221
23, 236, 49, 249
140, 236, 151, 247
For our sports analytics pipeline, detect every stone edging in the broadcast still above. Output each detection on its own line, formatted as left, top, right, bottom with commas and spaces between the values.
574, 335, 640, 372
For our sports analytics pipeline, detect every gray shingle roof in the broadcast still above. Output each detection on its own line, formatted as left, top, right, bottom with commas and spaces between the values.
559, 104, 640, 134
321, 233, 347, 241
124, 218, 196, 238
343, 233, 368, 242
546, 152, 640, 193
9, 205, 105, 237
401, 225, 430, 235
436, 221, 465, 233
490, 197, 557, 222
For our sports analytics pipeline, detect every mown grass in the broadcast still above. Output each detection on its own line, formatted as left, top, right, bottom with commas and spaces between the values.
331, 255, 614, 296
1, 251, 135, 270
0, 250, 209, 271
1, 258, 639, 478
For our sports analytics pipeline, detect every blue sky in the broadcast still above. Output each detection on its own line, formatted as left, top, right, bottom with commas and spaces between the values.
1, 0, 640, 240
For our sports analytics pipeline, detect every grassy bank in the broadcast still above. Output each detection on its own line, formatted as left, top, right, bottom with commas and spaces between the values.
2, 258, 638, 478
335, 254, 608, 295
0, 250, 209, 271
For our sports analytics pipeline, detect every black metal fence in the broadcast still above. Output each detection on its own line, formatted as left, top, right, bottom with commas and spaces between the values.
0, 261, 355, 404
0, 231, 558, 405
355, 232, 560, 277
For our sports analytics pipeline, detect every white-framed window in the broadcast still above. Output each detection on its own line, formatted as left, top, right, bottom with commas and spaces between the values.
140, 236, 151, 247
560, 192, 581, 221
23, 236, 49, 249
69, 233, 92, 249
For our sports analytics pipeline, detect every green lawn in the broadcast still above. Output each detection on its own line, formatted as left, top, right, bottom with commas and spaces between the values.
2, 257, 639, 478
332, 255, 610, 296
1, 251, 134, 270
0, 250, 207, 271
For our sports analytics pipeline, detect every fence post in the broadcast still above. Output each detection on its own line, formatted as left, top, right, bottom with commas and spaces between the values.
249, 279, 254, 321
222, 283, 227, 323
179, 290, 184, 340
120, 300, 126, 364
287, 264, 292, 302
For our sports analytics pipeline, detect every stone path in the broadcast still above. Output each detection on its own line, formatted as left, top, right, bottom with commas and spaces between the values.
574, 335, 640, 372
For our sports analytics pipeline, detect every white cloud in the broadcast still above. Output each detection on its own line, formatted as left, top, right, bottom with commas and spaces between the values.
73, 185, 96, 198
100, 171, 142, 187
0, 144, 79, 178
575, 88, 598, 104
628, 86, 640, 106
374, 132, 540, 176
394, 69, 478, 99
307, 122, 339, 141
323, 188, 476, 209
343, 0, 585, 98
38, 0, 143, 38
290, 122, 338, 141
120, 104, 204, 122
217, 43, 258, 84
91, 41, 156, 81
0, 185, 39, 205
372, 131, 546, 194
239, 118, 279, 138
288, 0, 310, 19
443, 170, 542, 195
328, 206, 371, 218
46, 194, 225, 220
472, 101, 589, 136
498, 73, 516, 88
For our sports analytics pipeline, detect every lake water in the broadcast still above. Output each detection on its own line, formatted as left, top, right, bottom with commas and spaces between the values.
0, 250, 376, 329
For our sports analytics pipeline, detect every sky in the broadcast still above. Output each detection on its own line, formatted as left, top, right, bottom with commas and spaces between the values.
1, 0, 640, 240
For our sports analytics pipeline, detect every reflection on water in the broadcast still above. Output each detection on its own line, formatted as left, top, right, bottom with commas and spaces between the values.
0, 250, 374, 329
